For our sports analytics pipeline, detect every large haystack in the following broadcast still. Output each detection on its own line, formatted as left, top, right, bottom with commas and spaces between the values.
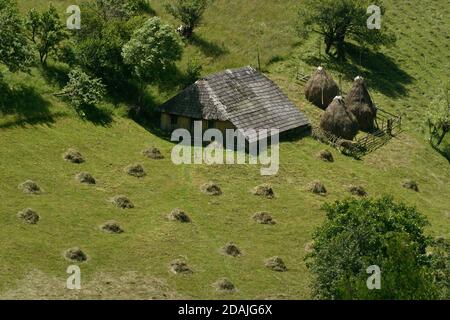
345, 76, 377, 132
320, 96, 359, 140
304, 67, 340, 109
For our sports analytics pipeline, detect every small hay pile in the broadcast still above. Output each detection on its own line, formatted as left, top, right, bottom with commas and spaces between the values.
142, 147, 164, 160
320, 96, 359, 140
304, 241, 314, 253
18, 180, 41, 194
213, 278, 235, 292
402, 179, 419, 192
17, 208, 40, 224
125, 164, 146, 178
65, 247, 88, 262
63, 148, 85, 164
253, 184, 275, 199
200, 182, 222, 196
348, 185, 367, 197
75, 172, 96, 184
111, 195, 134, 209
307, 181, 327, 195
304, 66, 340, 109
170, 259, 192, 274
101, 221, 124, 234
222, 242, 241, 257
252, 212, 276, 225
265, 256, 287, 272
168, 208, 191, 223
345, 76, 377, 132
317, 150, 334, 162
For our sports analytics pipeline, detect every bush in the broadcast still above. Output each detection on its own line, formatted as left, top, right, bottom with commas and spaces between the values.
306, 196, 446, 299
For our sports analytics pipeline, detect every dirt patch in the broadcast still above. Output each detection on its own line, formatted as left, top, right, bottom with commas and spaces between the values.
17, 208, 40, 224
265, 256, 287, 272
125, 164, 146, 178
253, 184, 275, 199
111, 195, 134, 209
304, 241, 314, 253
75, 172, 96, 184
317, 150, 334, 162
18, 180, 41, 194
170, 259, 192, 274
307, 181, 327, 195
213, 278, 236, 292
221, 242, 241, 257
143, 147, 164, 160
168, 208, 191, 223
348, 185, 367, 197
101, 221, 124, 234
252, 212, 276, 225
64, 247, 88, 262
63, 148, 85, 164
402, 179, 419, 192
200, 182, 222, 196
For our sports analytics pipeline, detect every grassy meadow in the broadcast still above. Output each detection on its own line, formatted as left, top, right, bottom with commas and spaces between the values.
0, 0, 448, 299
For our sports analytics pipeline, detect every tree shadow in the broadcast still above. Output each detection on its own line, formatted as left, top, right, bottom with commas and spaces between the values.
303, 43, 414, 98
190, 35, 229, 58
0, 82, 63, 128
77, 104, 114, 127
40, 64, 70, 89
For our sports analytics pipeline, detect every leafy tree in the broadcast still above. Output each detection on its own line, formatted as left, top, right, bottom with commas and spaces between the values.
0, 0, 33, 72
58, 68, 106, 111
297, 0, 396, 60
306, 196, 446, 300
122, 17, 182, 104
165, 0, 211, 38
26, 5, 67, 66
427, 87, 450, 147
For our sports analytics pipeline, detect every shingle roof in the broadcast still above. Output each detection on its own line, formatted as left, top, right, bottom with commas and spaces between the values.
157, 66, 310, 142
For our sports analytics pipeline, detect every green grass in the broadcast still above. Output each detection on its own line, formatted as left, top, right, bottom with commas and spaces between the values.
0, 0, 449, 299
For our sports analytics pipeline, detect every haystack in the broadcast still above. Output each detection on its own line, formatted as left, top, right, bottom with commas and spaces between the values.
213, 278, 235, 292
320, 96, 359, 140
170, 259, 192, 274
65, 247, 88, 262
265, 256, 287, 272
18, 208, 40, 224
345, 76, 377, 132
221, 242, 241, 257
304, 67, 340, 109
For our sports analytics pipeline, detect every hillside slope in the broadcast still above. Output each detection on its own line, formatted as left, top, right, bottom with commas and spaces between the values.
0, 0, 448, 299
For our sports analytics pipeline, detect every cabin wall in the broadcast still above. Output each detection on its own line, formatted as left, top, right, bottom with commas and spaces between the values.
160, 113, 235, 136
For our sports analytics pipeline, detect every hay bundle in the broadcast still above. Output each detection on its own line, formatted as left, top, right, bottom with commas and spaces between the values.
111, 195, 134, 209
101, 221, 124, 234
320, 96, 359, 140
307, 180, 327, 195
213, 278, 235, 292
265, 256, 287, 272
402, 179, 419, 192
304, 66, 340, 109
317, 150, 334, 162
18, 180, 41, 194
65, 247, 88, 262
348, 185, 367, 197
18, 208, 40, 224
142, 147, 164, 160
253, 184, 275, 199
76, 172, 96, 184
170, 259, 192, 274
168, 208, 191, 223
125, 164, 146, 178
200, 182, 222, 196
252, 212, 276, 225
63, 148, 85, 164
221, 242, 241, 257
345, 76, 377, 131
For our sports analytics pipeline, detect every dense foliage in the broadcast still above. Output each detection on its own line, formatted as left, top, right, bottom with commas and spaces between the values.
165, 0, 211, 38
307, 196, 448, 299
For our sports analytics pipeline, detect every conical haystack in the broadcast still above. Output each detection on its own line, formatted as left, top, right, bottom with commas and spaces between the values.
345, 76, 377, 132
304, 66, 340, 109
320, 96, 359, 140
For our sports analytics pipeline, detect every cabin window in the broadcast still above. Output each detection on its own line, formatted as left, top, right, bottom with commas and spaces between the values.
170, 115, 178, 126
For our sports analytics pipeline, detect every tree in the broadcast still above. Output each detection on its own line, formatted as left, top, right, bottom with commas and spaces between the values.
165, 0, 211, 38
297, 0, 396, 60
427, 87, 450, 147
26, 4, 67, 66
122, 17, 182, 104
0, 0, 33, 72
58, 68, 106, 111
306, 196, 446, 300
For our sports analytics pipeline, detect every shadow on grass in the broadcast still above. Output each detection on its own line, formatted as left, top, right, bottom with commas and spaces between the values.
431, 142, 450, 163
41, 64, 70, 89
190, 35, 229, 58
303, 43, 414, 98
0, 81, 65, 128
76, 104, 114, 127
